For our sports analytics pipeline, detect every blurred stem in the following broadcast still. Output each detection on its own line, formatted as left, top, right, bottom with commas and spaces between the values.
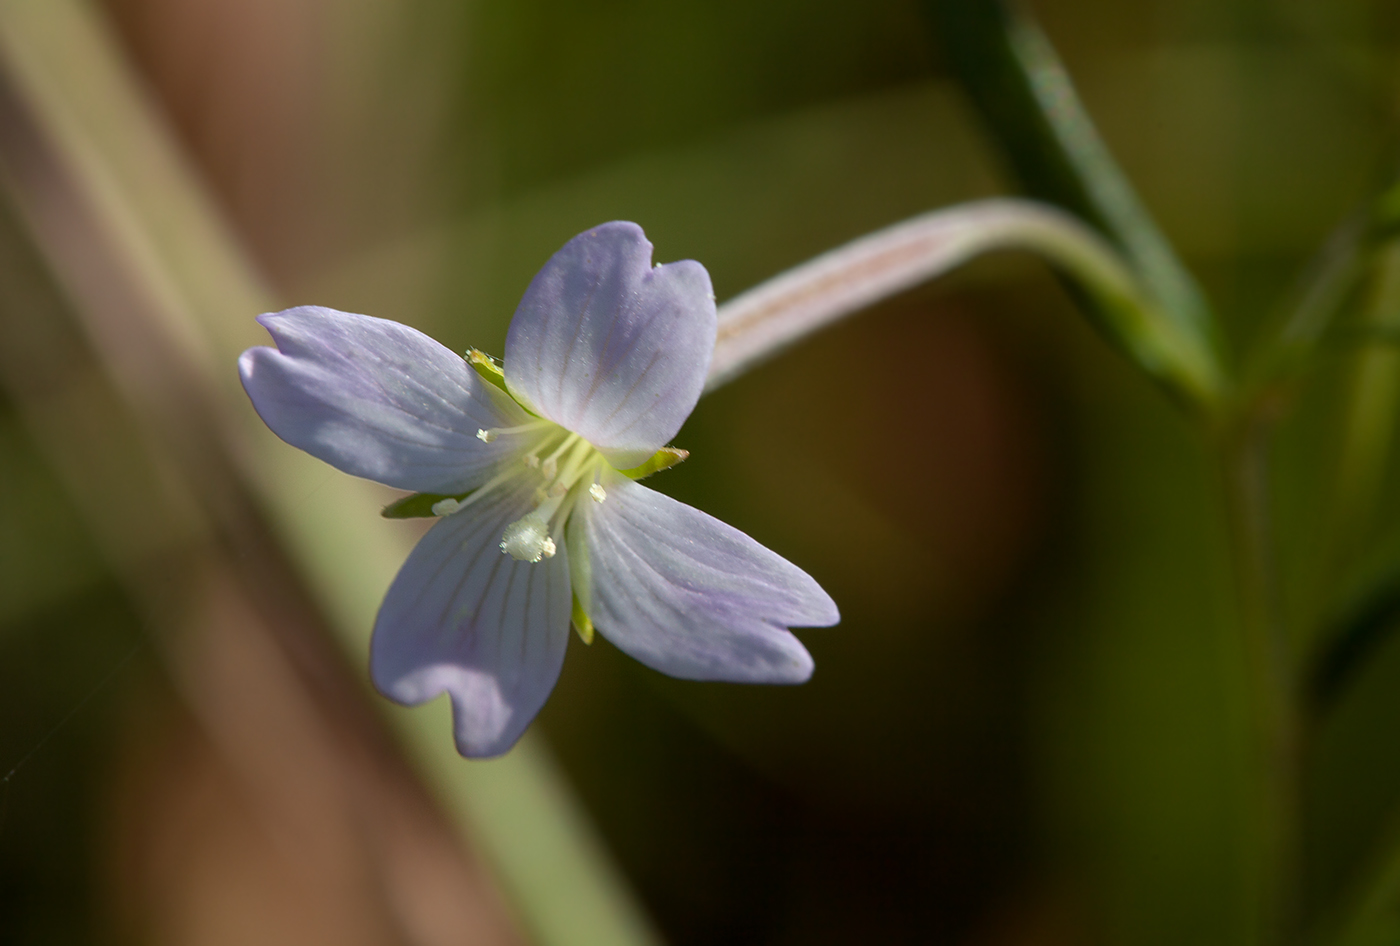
1223, 418, 1301, 946
924, 0, 1220, 358
923, 6, 1306, 940
707, 198, 1224, 411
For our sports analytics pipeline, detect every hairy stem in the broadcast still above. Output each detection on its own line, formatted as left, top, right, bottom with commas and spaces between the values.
706, 198, 1224, 409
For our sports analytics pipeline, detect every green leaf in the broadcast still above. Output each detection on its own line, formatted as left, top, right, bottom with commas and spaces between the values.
381, 490, 471, 518
922, 0, 1219, 364
616, 446, 688, 480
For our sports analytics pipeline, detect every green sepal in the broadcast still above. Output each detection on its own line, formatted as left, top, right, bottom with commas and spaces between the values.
571, 594, 594, 645
381, 490, 471, 519
617, 446, 689, 480
466, 348, 509, 392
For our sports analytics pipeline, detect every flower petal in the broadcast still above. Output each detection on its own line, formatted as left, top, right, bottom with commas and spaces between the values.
240, 306, 531, 493
569, 471, 838, 683
503, 223, 716, 469
371, 481, 572, 757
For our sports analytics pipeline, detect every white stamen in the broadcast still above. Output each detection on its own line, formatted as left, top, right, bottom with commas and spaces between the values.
500, 516, 556, 562
589, 483, 606, 503
434, 464, 526, 522
479, 420, 552, 443
538, 432, 581, 482
550, 481, 569, 498
430, 497, 462, 516
524, 454, 540, 469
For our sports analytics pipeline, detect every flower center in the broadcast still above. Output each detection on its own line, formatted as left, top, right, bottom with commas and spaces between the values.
469, 424, 609, 563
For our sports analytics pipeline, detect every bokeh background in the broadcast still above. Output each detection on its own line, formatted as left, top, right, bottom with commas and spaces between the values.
2, 1, 1400, 944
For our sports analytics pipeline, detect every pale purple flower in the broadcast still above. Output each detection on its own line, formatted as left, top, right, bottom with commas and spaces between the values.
239, 222, 838, 757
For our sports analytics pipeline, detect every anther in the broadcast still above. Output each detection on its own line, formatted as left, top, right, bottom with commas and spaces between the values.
430, 497, 463, 516
476, 428, 497, 443
541, 457, 558, 480
523, 455, 540, 469
589, 483, 606, 503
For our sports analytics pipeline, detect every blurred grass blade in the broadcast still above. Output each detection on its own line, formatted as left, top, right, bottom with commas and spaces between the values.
1249, 174, 1400, 402
1321, 245, 1400, 555
1296, 238, 1400, 670
1313, 803, 1400, 946
1258, 211, 1373, 386
923, 0, 1218, 358
707, 198, 1224, 409
0, 1, 659, 943
1301, 224, 1400, 946
1308, 566, 1400, 713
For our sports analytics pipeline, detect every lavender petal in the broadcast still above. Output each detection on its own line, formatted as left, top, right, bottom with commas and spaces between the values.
570, 471, 837, 683
503, 223, 716, 470
371, 480, 572, 757
240, 306, 529, 494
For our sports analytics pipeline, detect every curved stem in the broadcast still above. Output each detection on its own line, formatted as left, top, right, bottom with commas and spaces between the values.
706, 198, 1225, 410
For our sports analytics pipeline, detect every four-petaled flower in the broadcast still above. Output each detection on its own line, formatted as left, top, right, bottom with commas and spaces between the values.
239, 222, 838, 756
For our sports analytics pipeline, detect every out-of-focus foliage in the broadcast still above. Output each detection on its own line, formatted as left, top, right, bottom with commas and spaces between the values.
0, 191, 149, 944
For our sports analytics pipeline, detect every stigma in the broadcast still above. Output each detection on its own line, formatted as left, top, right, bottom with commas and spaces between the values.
500, 516, 556, 562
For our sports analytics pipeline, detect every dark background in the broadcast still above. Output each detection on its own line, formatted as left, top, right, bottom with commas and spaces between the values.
2, 1, 1399, 943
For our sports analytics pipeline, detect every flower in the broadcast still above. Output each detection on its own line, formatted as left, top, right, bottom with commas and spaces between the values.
239, 222, 839, 756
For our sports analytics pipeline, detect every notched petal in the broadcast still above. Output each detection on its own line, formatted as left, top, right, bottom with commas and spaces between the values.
370, 482, 572, 757
572, 471, 838, 683
503, 223, 717, 469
